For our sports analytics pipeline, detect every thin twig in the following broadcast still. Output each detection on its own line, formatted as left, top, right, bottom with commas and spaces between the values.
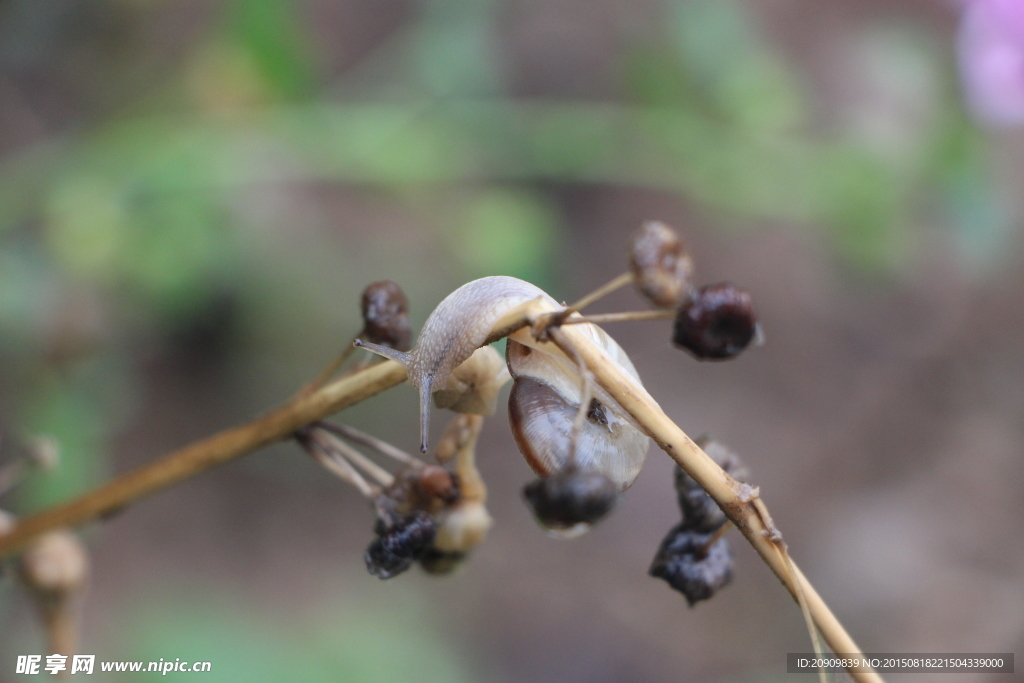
319, 423, 423, 468
697, 520, 734, 558
776, 541, 829, 683
297, 429, 379, 497
569, 272, 633, 311
560, 309, 676, 325
0, 360, 408, 558
297, 335, 360, 396
315, 431, 396, 488
546, 326, 595, 466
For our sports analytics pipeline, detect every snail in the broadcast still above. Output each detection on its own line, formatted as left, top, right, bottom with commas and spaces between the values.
355, 275, 650, 535
355, 276, 559, 452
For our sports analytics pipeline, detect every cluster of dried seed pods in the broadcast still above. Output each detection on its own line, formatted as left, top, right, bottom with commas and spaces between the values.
628, 221, 759, 360
649, 437, 749, 605
295, 408, 494, 579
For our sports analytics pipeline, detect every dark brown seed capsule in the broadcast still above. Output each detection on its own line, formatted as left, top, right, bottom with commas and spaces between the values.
364, 510, 437, 579
415, 465, 460, 506
674, 438, 749, 532
649, 526, 733, 606
361, 280, 412, 351
672, 283, 756, 360
628, 221, 694, 309
522, 466, 618, 534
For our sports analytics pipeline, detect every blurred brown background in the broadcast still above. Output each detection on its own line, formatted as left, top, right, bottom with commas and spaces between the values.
1, 0, 1022, 681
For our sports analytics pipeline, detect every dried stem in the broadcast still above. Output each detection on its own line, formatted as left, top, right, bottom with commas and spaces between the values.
547, 326, 595, 466
569, 272, 633, 311
310, 443, 378, 497
317, 431, 396, 488
0, 360, 407, 558
298, 336, 360, 396
561, 309, 676, 325
320, 423, 423, 468
0, 293, 879, 682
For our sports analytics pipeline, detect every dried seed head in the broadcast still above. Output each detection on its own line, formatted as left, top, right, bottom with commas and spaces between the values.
19, 530, 89, 598
672, 282, 757, 360
522, 467, 619, 537
675, 438, 749, 533
361, 280, 412, 351
649, 526, 733, 606
629, 221, 694, 309
364, 510, 437, 580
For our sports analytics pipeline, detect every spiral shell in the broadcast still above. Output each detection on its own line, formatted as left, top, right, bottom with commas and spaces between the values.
506, 326, 649, 490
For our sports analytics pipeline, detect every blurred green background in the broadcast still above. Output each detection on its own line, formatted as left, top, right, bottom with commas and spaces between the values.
1, 0, 1022, 681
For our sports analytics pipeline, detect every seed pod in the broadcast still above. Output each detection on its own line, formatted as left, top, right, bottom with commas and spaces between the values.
361, 280, 412, 351
19, 529, 89, 656
629, 221, 694, 309
673, 282, 757, 360
364, 510, 437, 580
649, 526, 734, 606
522, 466, 619, 537
415, 465, 460, 505
675, 438, 749, 532
19, 529, 88, 599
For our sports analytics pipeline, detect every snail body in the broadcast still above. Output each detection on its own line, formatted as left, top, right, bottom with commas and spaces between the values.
356, 276, 557, 451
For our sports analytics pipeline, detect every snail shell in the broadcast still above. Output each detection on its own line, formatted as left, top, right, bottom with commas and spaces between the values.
507, 325, 649, 490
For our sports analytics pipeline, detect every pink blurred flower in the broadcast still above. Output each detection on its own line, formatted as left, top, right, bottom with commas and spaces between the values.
957, 0, 1024, 126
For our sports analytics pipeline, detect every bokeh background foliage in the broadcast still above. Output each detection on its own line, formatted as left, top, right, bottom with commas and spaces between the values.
1, 0, 1022, 681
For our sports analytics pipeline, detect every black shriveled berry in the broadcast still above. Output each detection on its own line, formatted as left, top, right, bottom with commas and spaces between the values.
628, 221, 694, 309
649, 526, 733, 606
522, 467, 619, 531
674, 438, 749, 532
361, 280, 412, 352
364, 510, 437, 579
672, 283, 757, 360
